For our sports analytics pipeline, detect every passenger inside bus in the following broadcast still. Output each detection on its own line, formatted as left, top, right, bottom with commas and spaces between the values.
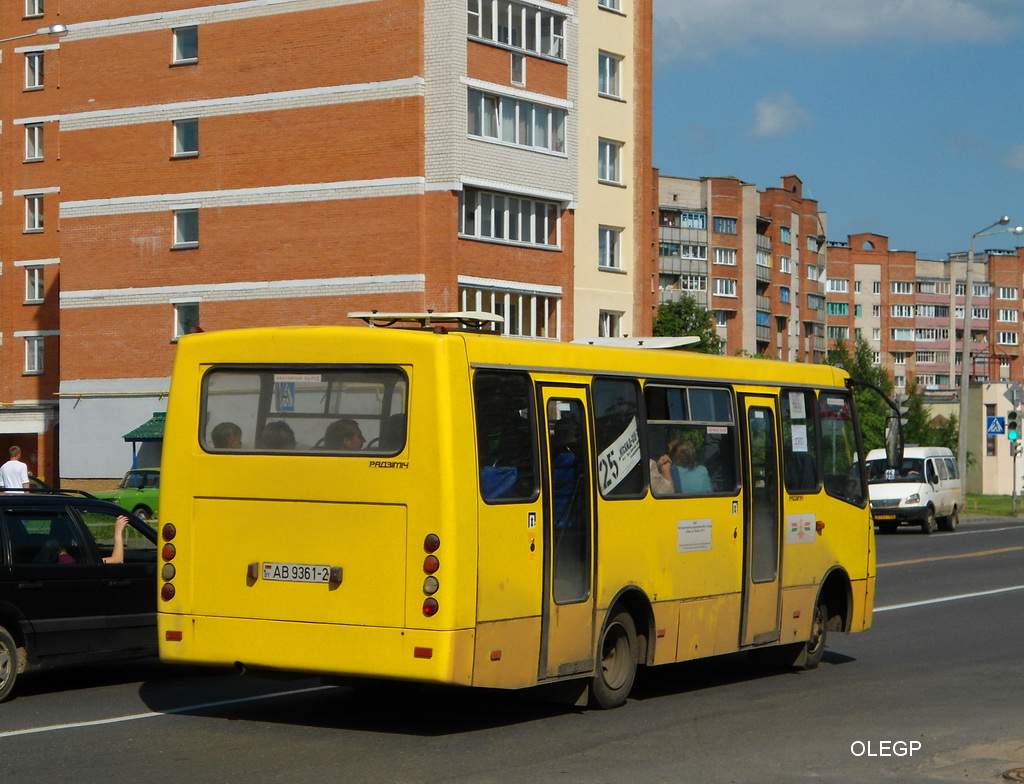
323, 419, 366, 451
261, 420, 296, 450
667, 440, 713, 494
211, 421, 243, 449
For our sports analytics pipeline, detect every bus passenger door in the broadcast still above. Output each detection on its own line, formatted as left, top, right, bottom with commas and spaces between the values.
538, 388, 596, 681
740, 397, 782, 646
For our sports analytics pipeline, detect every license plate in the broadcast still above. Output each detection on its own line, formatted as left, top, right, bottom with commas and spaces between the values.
873, 514, 896, 521
262, 562, 331, 583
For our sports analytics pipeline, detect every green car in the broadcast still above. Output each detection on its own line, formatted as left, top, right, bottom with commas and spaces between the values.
94, 468, 160, 522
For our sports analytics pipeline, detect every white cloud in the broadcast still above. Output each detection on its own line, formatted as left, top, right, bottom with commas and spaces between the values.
753, 92, 813, 138
654, 0, 1020, 62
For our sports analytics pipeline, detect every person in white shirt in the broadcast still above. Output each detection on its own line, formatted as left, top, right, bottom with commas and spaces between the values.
0, 446, 30, 493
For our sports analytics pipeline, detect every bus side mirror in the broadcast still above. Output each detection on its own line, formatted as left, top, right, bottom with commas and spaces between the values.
884, 414, 904, 471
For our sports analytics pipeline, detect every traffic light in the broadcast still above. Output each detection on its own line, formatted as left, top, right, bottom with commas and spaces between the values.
1008, 409, 1020, 442
898, 397, 911, 429
1015, 441, 1023, 459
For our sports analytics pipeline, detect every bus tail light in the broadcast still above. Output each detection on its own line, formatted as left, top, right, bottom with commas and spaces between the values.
422, 598, 438, 616
161, 582, 176, 601
161, 533, 177, 601
423, 555, 439, 574
422, 534, 439, 614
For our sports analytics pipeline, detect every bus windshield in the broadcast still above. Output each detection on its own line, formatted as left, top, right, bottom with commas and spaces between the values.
200, 366, 408, 454
866, 457, 924, 484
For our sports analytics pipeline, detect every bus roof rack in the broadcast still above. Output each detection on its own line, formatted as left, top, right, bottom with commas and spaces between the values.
570, 336, 700, 349
348, 311, 505, 330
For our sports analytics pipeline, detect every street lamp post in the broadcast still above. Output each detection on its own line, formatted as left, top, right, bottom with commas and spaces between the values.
0, 24, 69, 44
957, 217, 1024, 480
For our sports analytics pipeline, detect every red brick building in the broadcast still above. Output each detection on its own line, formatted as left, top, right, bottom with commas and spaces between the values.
0, 0, 654, 481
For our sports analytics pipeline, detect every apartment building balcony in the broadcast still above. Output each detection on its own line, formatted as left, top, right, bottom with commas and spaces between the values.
659, 288, 708, 307
756, 234, 771, 251
755, 264, 771, 284
658, 256, 707, 275
659, 227, 708, 244
756, 325, 772, 343
756, 295, 771, 312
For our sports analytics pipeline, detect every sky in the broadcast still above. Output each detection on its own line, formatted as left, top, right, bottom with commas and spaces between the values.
651, 0, 1024, 260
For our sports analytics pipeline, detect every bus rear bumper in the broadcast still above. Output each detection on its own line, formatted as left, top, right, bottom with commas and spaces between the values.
158, 614, 475, 686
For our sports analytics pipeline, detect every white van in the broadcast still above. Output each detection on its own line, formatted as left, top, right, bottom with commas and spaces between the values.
865, 446, 965, 534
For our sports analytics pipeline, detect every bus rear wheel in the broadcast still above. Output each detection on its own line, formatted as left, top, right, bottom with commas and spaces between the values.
589, 612, 637, 709
784, 599, 828, 671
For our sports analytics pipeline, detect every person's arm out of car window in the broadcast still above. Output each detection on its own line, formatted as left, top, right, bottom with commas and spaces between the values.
102, 515, 128, 564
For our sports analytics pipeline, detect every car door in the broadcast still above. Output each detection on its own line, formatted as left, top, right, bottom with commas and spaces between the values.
2, 504, 106, 659
74, 504, 157, 653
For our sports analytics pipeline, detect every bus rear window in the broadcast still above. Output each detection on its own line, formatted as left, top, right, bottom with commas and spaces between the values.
200, 367, 408, 455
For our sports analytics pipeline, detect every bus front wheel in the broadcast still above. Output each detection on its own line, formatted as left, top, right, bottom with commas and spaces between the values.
589, 612, 637, 709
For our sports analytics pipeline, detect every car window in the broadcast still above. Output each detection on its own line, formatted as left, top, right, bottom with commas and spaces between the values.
4, 507, 88, 565
77, 507, 156, 562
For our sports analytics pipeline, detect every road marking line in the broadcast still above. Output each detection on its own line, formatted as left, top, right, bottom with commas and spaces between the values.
878, 545, 1024, 568
875, 584, 1024, 613
0, 684, 335, 739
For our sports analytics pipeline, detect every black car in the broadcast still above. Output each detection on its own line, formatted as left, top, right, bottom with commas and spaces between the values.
0, 491, 157, 702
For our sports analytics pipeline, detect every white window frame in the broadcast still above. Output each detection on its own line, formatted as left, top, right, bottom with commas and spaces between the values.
173, 208, 199, 248
779, 256, 791, 273
466, 0, 566, 60
713, 248, 736, 266
713, 278, 737, 297
998, 309, 1019, 323
598, 139, 622, 184
826, 278, 849, 293
598, 226, 622, 270
598, 51, 622, 99
25, 336, 44, 374
891, 281, 913, 295
25, 194, 43, 232
25, 51, 44, 90
173, 302, 201, 339
598, 311, 621, 338
24, 123, 43, 161
598, 0, 621, 10
26, 0, 44, 17
25, 267, 44, 303
998, 286, 1018, 300
460, 188, 561, 249
459, 282, 562, 340
997, 331, 1019, 346
890, 304, 913, 318
510, 53, 525, 86
173, 26, 199, 64
467, 89, 566, 154
173, 118, 199, 157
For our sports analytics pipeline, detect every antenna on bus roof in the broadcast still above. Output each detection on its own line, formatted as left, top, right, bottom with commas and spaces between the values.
570, 336, 700, 349
348, 310, 505, 330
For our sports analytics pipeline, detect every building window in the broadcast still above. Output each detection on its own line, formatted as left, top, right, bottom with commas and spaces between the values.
779, 226, 791, 244
660, 210, 706, 229
26, 0, 44, 17
713, 278, 737, 297
25, 194, 44, 232
467, 89, 566, 154
827, 326, 850, 340
25, 267, 44, 303
998, 309, 1019, 323
998, 286, 1018, 300
826, 302, 849, 317
25, 52, 44, 90
173, 209, 199, 248
679, 274, 707, 291
467, 0, 565, 60
890, 304, 913, 318
510, 53, 525, 85
598, 0, 620, 9
25, 337, 44, 374
756, 250, 770, 268
891, 281, 913, 295
173, 118, 199, 157
872, 281, 881, 294
599, 311, 621, 338
174, 302, 200, 339
24, 123, 43, 161
173, 26, 199, 64
598, 226, 622, 270
779, 286, 790, 304
715, 311, 728, 327
713, 248, 736, 266
997, 331, 1019, 346
826, 278, 849, 293
460, 284, 561, 340
598, 139, 622, 184
598, 52, 621, 98
713, 216, 737, 234
779, 256, 791, 273
460, 188, 560, 248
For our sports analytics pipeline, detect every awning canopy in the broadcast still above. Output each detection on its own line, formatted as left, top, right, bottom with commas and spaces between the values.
122, 412, 165, 442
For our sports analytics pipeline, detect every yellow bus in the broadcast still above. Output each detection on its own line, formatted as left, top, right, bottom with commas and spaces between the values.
157, 313, 876, 708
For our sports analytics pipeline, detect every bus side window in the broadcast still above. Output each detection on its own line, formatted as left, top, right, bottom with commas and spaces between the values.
593, 377, 644, 498
819, 392, 865, 506
473, 370, 538, 503
781, 389, 820, 494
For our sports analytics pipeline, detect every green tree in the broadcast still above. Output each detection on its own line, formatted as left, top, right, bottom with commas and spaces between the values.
825, 334, 893, 452
652, 295, 722, 354
901, 376, 932, 447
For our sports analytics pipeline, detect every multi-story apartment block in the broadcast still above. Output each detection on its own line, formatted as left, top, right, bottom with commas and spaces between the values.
825, 235, 1024, 397
0, 0, 654, 482
657, 174, 827, 361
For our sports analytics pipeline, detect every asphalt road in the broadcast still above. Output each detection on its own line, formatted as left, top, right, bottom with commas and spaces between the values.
2, 516, 1022, 784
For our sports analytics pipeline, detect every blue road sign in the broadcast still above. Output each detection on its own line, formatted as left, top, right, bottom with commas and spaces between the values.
987, 416, 1006, 435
